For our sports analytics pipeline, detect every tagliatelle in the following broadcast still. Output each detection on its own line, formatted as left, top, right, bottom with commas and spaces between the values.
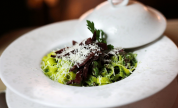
41, 20, 137, 86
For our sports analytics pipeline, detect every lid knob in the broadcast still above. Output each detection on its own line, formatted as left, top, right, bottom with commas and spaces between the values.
108, 0, 129, 7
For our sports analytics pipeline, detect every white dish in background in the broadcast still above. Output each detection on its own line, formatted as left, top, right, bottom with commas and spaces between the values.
76, 1, 167, 49
0, 20, 178, 107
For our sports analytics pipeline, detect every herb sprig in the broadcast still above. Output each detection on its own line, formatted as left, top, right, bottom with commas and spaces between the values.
86, 20, 107, 43
87, 20, 114, 50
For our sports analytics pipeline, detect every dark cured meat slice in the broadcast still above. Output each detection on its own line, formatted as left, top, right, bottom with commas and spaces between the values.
51, 55, 56, 58
67, 68, 83, 85
79, 38, 92, 46
85, 38, 92, 45
52, 49, 78, 58
97, 43, 107, 50
63, 50, 76, 56
52, 50, 77, 58
99, 53, 105, 65
55, 47, 69, 54
57, 49, 77, 58
69, 52, 95, 72
68, 56, 98, 84
69, 65, 77, 72
78, 52, 94, 67
72, 40, 77, 45
83, 59, 93, 80
74, 69, 83, 84
91, 31, 96, 41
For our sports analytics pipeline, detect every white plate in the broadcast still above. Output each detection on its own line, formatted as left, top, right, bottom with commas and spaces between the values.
5, 79, 178, 108
0, 20, 178, 107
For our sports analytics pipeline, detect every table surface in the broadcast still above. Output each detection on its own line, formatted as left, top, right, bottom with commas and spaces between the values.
0, 19, 178, 108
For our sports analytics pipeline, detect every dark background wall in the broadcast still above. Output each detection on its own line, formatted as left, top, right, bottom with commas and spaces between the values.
0, 0, 178, 37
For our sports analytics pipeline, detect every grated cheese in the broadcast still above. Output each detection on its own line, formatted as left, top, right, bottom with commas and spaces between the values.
55, 40, 101, 71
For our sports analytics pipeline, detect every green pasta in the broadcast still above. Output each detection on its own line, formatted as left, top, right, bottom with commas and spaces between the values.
41, 20, 137, 87
41, 51, 137, 86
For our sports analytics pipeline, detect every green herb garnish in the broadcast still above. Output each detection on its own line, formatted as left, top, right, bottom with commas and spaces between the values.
87, 20, 107, 44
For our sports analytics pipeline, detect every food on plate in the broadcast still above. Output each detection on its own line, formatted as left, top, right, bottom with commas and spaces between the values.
41, 20, 137, 86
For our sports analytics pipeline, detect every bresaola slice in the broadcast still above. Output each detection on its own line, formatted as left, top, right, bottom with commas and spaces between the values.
91, 31, 96, 41
51, 30, 116, 85
52, 38, 102, 69
79, 37, 92, 46
55, 47, 69, 54
72, 40, 77, 45
67, 57, 97, 84
83, 57, 94, 80
67, 68, 83, 85
97, 42, 107, 50
85, 38, 92, 45
69, 52, 96, 71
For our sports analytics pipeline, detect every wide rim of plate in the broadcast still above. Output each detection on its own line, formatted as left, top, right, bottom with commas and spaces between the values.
6, 88, 56, 108
5, 79, 178, 108
0, 20, 178, 107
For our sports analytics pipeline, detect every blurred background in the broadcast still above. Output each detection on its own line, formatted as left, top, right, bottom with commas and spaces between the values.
0, 0, 178, 37
0, 1, 178, 107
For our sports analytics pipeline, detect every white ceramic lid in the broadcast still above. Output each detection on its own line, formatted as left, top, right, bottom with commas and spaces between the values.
75, 0, 166, 49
